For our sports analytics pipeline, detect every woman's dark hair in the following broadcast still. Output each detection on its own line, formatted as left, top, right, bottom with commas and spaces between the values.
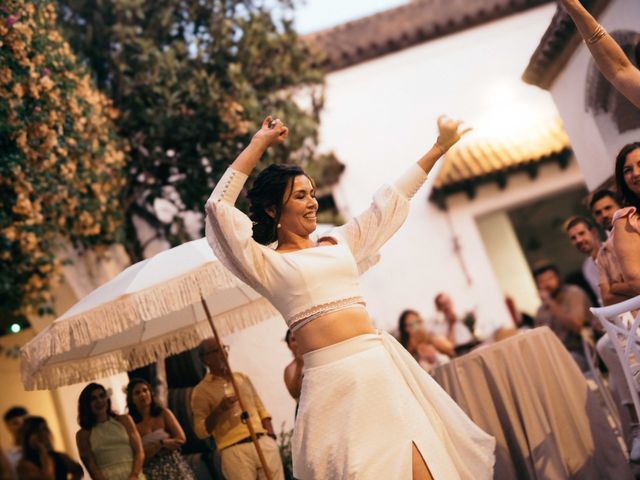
247, 164, 310, 245
21, 416, 50, 468
126, 378, 163, 423
78, 383, 115, 430
398, 309, 419, 349
615, 142, 640, 210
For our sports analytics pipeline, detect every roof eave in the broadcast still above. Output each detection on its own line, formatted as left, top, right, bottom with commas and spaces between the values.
522, 0, 611, 90
304, 0, 555, 73
429, 148, 572, 209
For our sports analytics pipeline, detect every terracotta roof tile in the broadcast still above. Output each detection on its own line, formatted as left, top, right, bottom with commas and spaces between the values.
430, 117, 571, 206
305, 0, 554, 72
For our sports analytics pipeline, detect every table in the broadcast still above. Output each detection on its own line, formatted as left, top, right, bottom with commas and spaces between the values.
432, 327, 631, 480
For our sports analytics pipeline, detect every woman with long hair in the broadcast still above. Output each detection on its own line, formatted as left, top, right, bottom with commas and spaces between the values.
398, 309, 421, 349
397, 309, 453, 372
75, 383, 145, 480
611, 142, 640, 298
125, 378, 194, 480
205, 115, 494, 479
604, 142, 640, 461
17, 416, 83, 480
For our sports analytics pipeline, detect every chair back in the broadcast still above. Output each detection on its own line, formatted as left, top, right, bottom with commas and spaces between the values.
591, 294, 640, 420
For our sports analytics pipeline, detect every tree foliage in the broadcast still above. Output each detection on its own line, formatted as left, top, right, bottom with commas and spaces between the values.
0, 0, 127, 316
57, 0, 343, 260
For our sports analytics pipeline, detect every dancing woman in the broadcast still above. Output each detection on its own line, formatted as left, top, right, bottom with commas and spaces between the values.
205, 115, 495, 479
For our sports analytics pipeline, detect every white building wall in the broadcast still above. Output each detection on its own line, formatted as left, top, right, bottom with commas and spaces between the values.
548, 0, 640, 190
317, 4, 559, 332
476, 210, 540, 317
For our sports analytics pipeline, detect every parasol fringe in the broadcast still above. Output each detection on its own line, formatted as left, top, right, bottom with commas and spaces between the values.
20, 261, 279, 390
21, 296, 277, 390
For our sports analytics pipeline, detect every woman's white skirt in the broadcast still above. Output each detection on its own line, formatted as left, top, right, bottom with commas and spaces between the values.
292, 331, 495, 479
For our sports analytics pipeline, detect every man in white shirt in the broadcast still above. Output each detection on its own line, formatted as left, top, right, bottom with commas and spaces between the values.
428, 293, 474, 349
3, 406, 28, 479
564, 216, 603, 306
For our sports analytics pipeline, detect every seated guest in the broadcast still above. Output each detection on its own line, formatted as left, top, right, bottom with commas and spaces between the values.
126, 378, 194, 480
283, 330, 303, 404
397, 309, 454, 358
3, 406, 28, 480
533, 262, 591, 372
75, 383, 145, 480
429, 293, 476, 352
17, 416, 83, 480
191, 338, 284, 480
564, 216, 603, 306
407, 329, 451, 373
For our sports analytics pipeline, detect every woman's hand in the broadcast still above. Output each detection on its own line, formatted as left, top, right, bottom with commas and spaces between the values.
252, 115, 289, 148
435, 115, 471, 153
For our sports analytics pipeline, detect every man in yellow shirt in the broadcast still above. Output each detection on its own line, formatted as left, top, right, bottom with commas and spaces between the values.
191, 338, 284, 479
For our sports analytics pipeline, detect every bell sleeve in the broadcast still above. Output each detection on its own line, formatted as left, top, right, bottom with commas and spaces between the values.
333, 163, 428, 274
204, 168, 270, 290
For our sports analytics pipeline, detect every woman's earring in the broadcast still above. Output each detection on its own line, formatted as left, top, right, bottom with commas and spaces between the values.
277, 223, 282, 229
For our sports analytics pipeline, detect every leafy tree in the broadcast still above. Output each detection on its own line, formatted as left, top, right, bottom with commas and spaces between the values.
0, 0, 126, 317
57, 0, 343, 261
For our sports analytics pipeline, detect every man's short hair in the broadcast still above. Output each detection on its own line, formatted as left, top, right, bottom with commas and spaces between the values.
3, 406, 28, 423
532, 261, 559, 278
589, 189, 619, 211
563, 215, 593, 233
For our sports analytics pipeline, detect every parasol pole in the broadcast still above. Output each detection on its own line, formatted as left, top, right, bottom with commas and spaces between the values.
200, 296, 273, 480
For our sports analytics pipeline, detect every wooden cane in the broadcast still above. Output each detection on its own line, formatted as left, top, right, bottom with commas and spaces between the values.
200, 296, 273, 480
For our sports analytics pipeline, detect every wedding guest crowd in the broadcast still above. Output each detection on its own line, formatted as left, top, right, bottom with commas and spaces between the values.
542, 142, 640, 460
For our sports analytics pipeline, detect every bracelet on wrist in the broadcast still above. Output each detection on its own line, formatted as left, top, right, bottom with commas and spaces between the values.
433, 143, 447, 156
586, 24, 607, 45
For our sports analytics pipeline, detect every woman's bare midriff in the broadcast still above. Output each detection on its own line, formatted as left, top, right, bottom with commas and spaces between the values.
294, 306, 376, 355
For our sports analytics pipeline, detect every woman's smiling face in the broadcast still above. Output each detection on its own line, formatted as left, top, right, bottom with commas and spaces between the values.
623, 147, 640, 197
278, 175, 319, 237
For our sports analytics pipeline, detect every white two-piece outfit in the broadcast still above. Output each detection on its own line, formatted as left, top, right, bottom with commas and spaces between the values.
205, 163, 495, 479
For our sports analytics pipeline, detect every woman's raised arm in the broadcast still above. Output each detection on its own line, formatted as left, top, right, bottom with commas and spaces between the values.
560, 0, 640, 108
230, 116, 288, 175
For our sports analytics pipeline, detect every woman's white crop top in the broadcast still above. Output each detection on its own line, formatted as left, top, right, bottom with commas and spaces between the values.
205, 164, 427, 331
